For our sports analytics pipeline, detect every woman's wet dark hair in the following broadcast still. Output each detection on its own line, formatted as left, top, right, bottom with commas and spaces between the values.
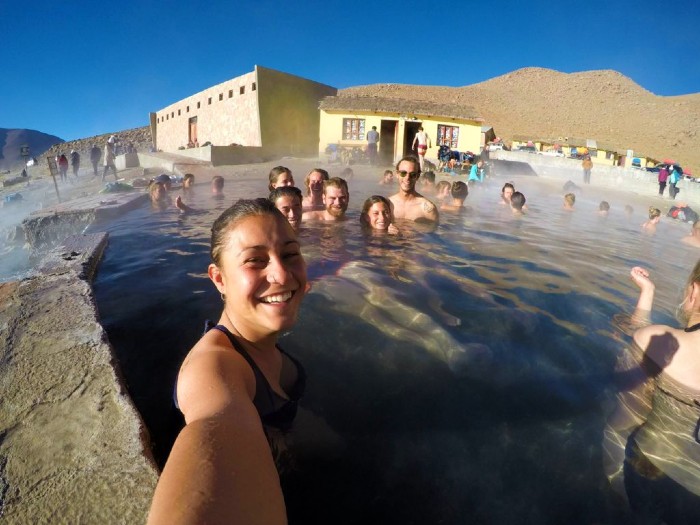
268, 166, 292, 191
502, 182, 515, 194
361, 195, 392, 216
360, 195, 393, 227
269, 186, 302, 203
210, 198, 286, 266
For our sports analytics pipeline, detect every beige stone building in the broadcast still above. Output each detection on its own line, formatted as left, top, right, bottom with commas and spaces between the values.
150, 65, 337, 159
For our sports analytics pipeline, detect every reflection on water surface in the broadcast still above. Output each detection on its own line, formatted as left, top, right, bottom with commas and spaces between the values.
92, 174, 700, 524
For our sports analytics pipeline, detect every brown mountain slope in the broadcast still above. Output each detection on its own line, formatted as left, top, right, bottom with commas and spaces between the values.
341, 68, 700, 171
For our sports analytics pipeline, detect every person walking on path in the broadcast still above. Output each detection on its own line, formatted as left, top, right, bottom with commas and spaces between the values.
669, 165, 682, 200
58, 154, 69, 182
102, 137, 118, 181
657, 165, 669, 196
412, 126, 431, 171
366, 126, 379, 165
582, 155, 593, 184
90, 144, 101, 177
70, 150, 80, 178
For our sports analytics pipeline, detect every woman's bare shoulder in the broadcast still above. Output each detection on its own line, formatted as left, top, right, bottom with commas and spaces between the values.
177, 330, 256, 423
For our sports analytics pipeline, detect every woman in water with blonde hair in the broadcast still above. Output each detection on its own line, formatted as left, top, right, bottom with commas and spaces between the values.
642, 207, 661, 234
604, 263, 700, 521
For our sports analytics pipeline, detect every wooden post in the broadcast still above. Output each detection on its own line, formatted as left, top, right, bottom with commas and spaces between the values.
46, 156, 61, 203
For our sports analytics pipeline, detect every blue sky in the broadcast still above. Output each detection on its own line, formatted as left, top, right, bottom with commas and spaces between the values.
2, 0, 698, 141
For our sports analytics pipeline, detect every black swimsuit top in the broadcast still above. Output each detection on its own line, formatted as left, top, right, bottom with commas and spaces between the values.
208, 324, 306, 432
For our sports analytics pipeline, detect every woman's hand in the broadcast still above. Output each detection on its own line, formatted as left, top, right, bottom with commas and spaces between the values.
630, 266, 655, 323
630, 266, 655, 293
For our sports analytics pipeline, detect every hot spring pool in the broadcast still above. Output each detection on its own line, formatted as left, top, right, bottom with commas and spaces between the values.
91, 167, 699, 524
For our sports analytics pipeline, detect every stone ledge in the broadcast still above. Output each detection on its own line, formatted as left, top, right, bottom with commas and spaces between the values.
0, 233, 158, 524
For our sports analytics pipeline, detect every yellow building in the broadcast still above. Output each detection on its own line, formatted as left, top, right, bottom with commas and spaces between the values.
150, 65, 336, 157
318, 96, 484, 164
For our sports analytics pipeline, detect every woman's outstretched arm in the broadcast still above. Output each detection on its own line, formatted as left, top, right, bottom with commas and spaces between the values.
630, 266, 655, 326
147, 349, 286, 525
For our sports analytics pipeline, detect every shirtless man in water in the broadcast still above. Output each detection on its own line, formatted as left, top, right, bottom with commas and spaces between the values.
302, 177, 349, 222
682, 220, 700, 247
389, 155, 439, 224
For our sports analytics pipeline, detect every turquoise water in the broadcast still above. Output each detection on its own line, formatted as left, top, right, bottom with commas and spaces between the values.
91, 173, 699, 524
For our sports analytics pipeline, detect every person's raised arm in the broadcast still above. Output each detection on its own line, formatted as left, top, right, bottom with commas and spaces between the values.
148, 348, 286, 525
629, 266, 655, 327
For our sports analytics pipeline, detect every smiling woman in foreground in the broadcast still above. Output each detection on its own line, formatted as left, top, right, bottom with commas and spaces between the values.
148, 199, 308, 525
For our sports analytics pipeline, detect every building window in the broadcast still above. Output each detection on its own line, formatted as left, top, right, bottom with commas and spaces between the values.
219, 93, 223, 101
166, 115, 169, 120
157, 118, 159, 123
208, 97, 212, 105
240, 86, 245, 95
186, 106, 190, 112
342, 118, 365, 140
252, 82, 256, 91
229, 89, 233, 98
197, 102, 201, 109
437, 125, 459, 149
171, 112, 174, 118
178, 109, 181, 116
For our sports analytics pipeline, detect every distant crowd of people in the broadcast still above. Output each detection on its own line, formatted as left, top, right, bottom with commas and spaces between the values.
51, 134, 140, 182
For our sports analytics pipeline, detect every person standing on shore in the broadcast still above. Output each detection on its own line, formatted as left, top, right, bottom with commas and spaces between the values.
412, 127, 431, 171
657, 165, 669, 196
90, 144, 101, 177
70, 150, 80, 178
58, 154, 69, 182
102, 137, 117, 181
669, 165, 682, 199
366, 126, 379, 165
582, 155, 593, 184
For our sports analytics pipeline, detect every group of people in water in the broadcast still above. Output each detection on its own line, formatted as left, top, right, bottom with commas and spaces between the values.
145, 155, 700, 524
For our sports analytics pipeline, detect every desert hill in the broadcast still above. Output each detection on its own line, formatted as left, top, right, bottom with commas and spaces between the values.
44, 126, 153, 160
341, 68, 700, 172
0, 128, 64, 171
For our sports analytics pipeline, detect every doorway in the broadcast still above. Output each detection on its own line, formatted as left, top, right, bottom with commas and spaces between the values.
403, 121, 423, 156
188, 117, 198, 145
379, 120, 397, 165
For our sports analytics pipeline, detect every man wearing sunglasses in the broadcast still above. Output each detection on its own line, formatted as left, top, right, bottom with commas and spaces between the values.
389, 155, 439, 224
